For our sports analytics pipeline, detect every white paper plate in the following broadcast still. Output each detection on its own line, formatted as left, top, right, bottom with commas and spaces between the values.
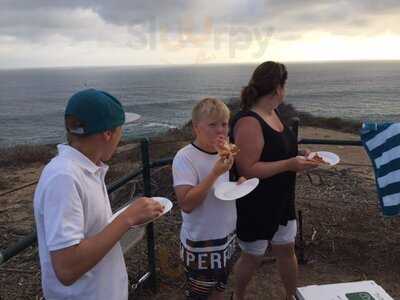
308, 151, 340, 166
215, 178, 259, 201
109, 197, 173, 227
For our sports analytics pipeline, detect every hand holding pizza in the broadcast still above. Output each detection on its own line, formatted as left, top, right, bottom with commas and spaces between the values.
215, 135, 240, 161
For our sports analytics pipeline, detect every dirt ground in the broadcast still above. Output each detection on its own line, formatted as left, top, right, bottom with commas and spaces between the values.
1, 127, 399, 300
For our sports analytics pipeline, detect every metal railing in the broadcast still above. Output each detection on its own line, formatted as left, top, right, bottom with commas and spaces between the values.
1, 119, 367, 290
291, 119, 364, 264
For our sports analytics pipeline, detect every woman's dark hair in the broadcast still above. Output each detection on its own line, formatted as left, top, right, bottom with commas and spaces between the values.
240, 61, 287, 110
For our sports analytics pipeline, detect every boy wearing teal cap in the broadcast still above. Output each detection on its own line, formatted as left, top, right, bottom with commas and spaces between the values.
33, 89, 163, 300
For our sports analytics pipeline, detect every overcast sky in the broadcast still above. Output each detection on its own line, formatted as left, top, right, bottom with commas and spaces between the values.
1, 0, 400, 69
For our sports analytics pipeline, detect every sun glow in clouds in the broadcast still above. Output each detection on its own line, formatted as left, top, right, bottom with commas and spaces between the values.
261, 32, 400, 62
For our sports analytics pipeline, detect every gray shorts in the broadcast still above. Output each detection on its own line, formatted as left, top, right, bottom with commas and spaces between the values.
238, 220, 297, 256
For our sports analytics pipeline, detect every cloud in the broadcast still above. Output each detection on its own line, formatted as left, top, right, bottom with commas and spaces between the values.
1, 0, 400, 43
0, 0, 400, 68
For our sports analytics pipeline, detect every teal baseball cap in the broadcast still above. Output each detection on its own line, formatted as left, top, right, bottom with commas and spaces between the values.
65, 89, 141, 135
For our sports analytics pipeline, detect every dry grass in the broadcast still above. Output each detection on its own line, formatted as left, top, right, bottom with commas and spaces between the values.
0, 144, 55, 167
0, 176, 7, 190
2, 166, 400, 299
297, 112, 362, 134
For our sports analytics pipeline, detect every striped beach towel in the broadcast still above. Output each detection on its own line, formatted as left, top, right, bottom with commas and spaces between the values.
360, 123, 400, 216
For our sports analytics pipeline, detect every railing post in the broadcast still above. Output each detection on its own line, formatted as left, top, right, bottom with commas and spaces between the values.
297, 210, 307, 264
291, 117, 307, 264
0, 232, 37, 266
140, 138, 158, 292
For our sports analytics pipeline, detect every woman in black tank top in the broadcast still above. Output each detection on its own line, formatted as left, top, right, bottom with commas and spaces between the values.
230, 62, 318, 300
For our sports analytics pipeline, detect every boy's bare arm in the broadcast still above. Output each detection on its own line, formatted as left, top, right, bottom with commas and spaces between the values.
50, 197, 163, 286
175, 156, 233, 213
175, 171, 219, 213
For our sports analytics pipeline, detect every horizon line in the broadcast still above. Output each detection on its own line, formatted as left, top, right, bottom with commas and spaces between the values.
1, 58, 400, 71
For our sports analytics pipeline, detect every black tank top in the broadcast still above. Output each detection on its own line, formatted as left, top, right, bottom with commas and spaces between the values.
230, 110, 298, 241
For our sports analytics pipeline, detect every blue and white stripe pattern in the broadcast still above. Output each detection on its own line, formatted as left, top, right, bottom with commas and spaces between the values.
361, 123, 400, 216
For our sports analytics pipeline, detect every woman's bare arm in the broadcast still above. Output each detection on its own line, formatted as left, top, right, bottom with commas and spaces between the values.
233, 117, 317, 179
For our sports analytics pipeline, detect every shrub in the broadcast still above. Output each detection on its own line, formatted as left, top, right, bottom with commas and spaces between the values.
227, 98, 361, 134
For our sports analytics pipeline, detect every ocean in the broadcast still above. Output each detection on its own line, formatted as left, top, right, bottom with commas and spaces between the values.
0, 61, 399, 147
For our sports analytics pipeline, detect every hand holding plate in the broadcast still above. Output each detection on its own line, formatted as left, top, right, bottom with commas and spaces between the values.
122, 197, 164, 227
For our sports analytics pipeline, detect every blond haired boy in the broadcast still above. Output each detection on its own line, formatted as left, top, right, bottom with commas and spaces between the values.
172, 98, 237, 300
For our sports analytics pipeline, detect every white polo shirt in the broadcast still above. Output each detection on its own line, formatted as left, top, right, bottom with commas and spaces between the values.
33, 144, 128, 300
